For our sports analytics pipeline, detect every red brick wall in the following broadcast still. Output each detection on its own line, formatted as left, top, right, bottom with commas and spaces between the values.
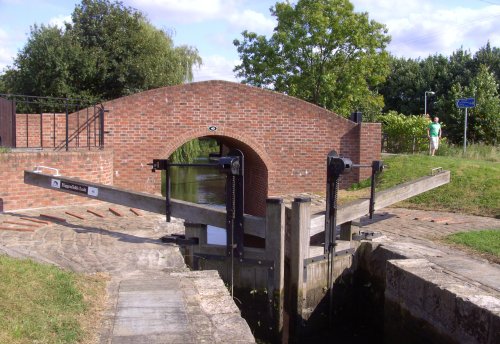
102, 81, 381, 216
0, 150, 113, 212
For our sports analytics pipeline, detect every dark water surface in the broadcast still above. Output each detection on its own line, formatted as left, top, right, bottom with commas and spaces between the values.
170, 157, 226, 244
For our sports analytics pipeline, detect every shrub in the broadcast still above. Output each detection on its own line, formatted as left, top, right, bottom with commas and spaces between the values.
378, 111, 431, 153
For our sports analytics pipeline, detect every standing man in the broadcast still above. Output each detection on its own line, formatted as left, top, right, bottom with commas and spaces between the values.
427, 116, 442, 156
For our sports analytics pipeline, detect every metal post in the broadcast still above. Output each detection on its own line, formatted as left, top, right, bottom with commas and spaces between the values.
11, 100, 16, 148
53, 111, 56, 148
93, 105, 97, 147
221, 150, 244, 259
424, 91, 435, 117
99, 106, 105, 147
86, 107, 90, 149
424, 92, 428, 117
328, 175, 339, 326
39, 110, 43, 148
370, 170, 376, 219
166, 167, 171, 222
65, 99, 69, 151
26, 113, 28, 148
76, 104, 80, 147
463, 107, 468, 154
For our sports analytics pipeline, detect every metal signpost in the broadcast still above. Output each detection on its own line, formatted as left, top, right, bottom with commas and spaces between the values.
456, 97, 476, 154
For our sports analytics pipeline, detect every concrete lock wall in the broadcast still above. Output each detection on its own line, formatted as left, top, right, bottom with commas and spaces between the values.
358, 242, 500, 344
0, 150, 113, 211
385, 258, 500, 344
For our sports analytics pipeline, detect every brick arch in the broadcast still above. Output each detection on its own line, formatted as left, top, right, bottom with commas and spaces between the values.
161, 127, 274, 174
103, 80, 381, 215
160, 128, 272, 216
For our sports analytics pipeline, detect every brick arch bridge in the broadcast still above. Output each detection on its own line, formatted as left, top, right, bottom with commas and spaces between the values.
104, 80, 381, 216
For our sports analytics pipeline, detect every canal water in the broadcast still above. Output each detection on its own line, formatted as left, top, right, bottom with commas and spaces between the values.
170, 156, 227, 245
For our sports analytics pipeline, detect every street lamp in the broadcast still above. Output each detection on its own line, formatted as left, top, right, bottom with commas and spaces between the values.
424, 91, 435, 117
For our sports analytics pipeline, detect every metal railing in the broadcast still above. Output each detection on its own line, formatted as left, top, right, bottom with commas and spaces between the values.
381, 133, 429, 154
0, 94, 105, 151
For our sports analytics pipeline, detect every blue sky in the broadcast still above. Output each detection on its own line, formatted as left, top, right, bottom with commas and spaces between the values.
1, 0, 499, 81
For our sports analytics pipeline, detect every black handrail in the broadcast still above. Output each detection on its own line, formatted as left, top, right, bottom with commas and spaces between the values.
0, 93, 105, 150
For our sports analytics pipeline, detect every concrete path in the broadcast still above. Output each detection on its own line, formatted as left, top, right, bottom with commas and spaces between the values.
355, 207, 500, 293
357, 207, 500, 241
0, 203, 255, 344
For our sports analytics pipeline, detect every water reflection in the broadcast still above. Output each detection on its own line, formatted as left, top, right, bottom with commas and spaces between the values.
170, 157, 226, 244
170, 157, 226, 205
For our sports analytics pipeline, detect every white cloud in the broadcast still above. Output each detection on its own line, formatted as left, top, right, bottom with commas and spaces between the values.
0, 47, 14, 71
193, 55, 240, 82
127, 0, 274, 34
352, 0, 500, 58
0, 28, 16, 71
227, 9, 275, 34
48, 15, 71, 29
128, 0, 231, 22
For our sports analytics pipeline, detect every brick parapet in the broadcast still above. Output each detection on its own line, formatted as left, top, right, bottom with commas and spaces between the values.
0, 149, 113, 212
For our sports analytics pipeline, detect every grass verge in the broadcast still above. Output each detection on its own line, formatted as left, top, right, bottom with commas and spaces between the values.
445, 230, 500, 263
0, 255, 108, 344
350, 154, 500, 218
438, 143, 499, 162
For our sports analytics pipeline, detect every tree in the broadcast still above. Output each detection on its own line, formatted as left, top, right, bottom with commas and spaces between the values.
1, 0, 201, 100
379, 43, 500, 144
379, 56, 425, 114
446, 65, 499, 144
473, 42, 500, 88
233, 0, 391, 118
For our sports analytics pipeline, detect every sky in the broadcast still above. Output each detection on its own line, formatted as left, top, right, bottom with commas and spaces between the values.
1, 0, 500, 82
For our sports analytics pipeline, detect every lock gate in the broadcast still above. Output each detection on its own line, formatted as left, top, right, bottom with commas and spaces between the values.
24, 155, 450, 343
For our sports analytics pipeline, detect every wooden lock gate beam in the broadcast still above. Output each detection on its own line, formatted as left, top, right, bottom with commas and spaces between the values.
24, 169, 450, 240
24, 170, 266, 238
310, 170, 451, 237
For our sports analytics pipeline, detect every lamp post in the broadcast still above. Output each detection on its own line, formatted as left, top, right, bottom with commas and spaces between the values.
424, 91, 435, 117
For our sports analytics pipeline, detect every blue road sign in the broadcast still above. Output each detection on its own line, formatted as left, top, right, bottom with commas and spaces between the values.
456, 98, 476, 108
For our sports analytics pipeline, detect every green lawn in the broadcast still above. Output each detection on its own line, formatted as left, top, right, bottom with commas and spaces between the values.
0, 255, 107, 344
351, 154, 500, 218
446, 230, 500, 258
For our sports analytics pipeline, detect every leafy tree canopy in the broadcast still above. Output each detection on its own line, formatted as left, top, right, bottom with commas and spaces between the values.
379, 42, 499, 144
446, 65, 499, 144
1, 0, 201, 101
233, 0, 391, 118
